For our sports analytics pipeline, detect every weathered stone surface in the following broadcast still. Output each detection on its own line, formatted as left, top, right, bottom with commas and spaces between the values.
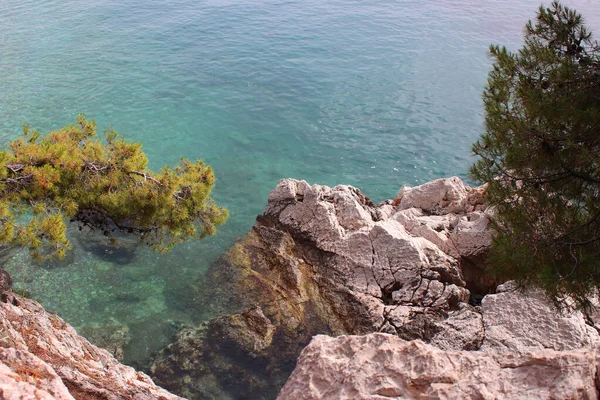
277, 333, 599, 400
0, 291, 182, 400
392, 201, 495, 295
208, 306, 276, 358
395, 176, 485, 215
153, 176, 600, 399
261, 178, 476, 315
156, 177, 492, 398
0, 347, 75, 400
481, 283, 600, 352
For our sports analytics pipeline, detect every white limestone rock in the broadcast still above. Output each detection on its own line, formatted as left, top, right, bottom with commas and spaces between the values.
277, 333, 599, 400
396, 176, 470, 215
263, 179, 470, 314
392, 206, 491, 262
481, 285, 600, 352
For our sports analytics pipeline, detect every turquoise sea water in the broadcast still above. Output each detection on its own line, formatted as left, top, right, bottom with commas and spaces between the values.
1, 0, 599, 369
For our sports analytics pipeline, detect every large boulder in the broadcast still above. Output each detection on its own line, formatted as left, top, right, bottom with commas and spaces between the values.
0, 291, 182, 400
277, 333, 599, 400
151, 306, 281, 400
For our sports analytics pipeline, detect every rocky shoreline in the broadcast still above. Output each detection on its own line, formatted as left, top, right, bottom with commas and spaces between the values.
0, 291, 182, 399
1, 177, 599, 399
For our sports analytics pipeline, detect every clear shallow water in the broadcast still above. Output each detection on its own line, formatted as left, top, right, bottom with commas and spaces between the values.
1, 0, 599, 368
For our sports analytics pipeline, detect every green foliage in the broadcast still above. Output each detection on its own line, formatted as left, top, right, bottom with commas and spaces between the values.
471, 2, 600, 310
0, 115, 228, 259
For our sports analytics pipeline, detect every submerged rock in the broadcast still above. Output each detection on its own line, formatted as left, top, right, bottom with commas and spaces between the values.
77, 320, 131, 362
0, 290, 182, 400
151, 306, 282, 400
277, 333, 599, 400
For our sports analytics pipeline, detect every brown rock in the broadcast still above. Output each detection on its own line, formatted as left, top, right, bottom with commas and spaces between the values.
0, 268, 12, 293
208, 306, 276, 357
151, 307, 283, 400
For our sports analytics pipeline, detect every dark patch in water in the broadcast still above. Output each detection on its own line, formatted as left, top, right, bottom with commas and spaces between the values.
76, 232, 138, 265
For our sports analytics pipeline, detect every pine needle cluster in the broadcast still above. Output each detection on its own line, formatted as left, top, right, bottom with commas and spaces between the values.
0, 115, 228, 259
471, 2, 600, 310
471, 2, 600, 308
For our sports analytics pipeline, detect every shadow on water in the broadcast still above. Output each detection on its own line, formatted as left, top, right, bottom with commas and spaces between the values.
75, 230, 139, 266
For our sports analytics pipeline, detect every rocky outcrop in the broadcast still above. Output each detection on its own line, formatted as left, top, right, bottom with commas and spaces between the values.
152, 176, 599, 399
278, 285, 600, 399
151, 306, 281, 400
152, 177, 496, 398
0, 290, 182, 400
277, 333, 600, 400
2, 175, 596, 400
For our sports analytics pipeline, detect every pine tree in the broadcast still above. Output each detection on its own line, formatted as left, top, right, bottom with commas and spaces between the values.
470, 1, 600, 310
0, 115, 228, 260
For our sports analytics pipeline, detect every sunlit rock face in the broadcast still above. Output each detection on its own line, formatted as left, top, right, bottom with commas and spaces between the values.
0, 292, 182, 400
481, 282, 600, 353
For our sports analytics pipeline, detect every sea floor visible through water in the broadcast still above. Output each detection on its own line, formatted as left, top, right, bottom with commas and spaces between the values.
1, 0, 600, 376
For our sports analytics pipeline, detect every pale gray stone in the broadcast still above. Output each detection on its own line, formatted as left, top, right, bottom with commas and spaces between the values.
481, 287, 600, 352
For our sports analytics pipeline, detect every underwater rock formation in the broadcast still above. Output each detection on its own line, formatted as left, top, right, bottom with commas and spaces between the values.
151, 306, 281, 400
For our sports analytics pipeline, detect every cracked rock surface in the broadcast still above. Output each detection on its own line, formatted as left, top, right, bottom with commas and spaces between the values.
277, 333, 600, 400
481, 282, 600, 352
255, 177, 489, 341
0, 291, 182, 400
152, 177, 600, 399
153, 177, 493, 398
